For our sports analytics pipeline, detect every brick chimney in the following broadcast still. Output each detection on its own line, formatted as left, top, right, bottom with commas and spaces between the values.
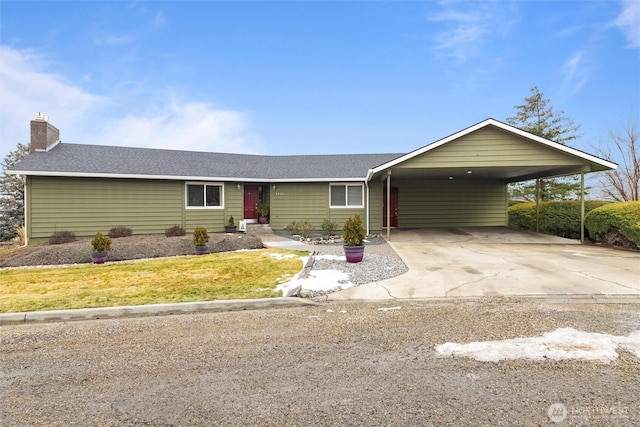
30, 113, 60, 153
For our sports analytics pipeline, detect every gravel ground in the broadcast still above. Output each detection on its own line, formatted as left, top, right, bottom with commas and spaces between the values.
276, 235, 410, 295
1, 300, 638, 426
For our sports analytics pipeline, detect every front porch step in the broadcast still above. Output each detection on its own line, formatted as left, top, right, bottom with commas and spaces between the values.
245, 223, 276, 238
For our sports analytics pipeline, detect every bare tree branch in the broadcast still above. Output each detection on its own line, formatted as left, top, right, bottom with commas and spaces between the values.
592, 119, 639, 201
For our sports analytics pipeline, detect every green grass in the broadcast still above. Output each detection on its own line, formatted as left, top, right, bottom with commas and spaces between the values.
0, 249, 306, 313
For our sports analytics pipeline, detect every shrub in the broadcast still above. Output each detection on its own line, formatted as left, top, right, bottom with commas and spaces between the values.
298, 221, 314, 238
108, 226, 133, 239
285, 221, 301, 235
16, 226, 26, 246
227, 216, 235, 227
258, 204, 270, 217
508, 201, 610, 238
90, 232, 112, 253
322, 218, 337, 237
49, 231, 76, 245
584, 202, 640, 247
285, 220, 314, 238
342, 214, 366, 246
193, 227, 209, 247
165, 225, 186, 237
508, 202, 544, 232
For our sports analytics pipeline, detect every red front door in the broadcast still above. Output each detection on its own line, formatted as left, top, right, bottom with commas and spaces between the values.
383, 187, 398, 227
244, 185, 259, 221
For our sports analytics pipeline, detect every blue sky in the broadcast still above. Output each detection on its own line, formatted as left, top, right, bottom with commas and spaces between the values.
0, 0, 638, 161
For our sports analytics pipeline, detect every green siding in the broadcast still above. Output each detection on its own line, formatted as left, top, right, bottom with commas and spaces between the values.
396, 180, 506, 227
270, 183, 329, 230
184, 210, 225, 232
225, 184, 243, 227
399, 126, 585, 169
28, 177, 184, 238
27, 177, 242, 239
368, 179, 384, 233
270, 182, 367, 232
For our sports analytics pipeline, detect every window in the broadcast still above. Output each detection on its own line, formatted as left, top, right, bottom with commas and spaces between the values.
330, 184, 364, 208
186, 183, 223, 208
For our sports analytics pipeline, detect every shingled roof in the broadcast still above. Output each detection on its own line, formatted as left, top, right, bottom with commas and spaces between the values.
9, 143, 404, 182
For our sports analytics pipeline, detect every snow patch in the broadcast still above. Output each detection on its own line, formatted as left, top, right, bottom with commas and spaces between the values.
265, 252, 299, 260
435, 328, 640, 364
276, 269, 354, 295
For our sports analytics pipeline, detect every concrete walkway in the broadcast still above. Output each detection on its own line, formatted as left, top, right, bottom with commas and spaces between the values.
328, 228, 640, 300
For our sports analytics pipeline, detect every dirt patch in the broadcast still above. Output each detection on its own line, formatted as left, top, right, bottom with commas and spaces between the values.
0, 234, 264, 268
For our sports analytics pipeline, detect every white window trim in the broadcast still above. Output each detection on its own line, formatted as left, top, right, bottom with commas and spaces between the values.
329, 183, 365, 209
185, 182, 225, 209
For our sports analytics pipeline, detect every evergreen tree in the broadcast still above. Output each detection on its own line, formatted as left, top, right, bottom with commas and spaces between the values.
506, 86, 582, 201
0, 143, 28, 241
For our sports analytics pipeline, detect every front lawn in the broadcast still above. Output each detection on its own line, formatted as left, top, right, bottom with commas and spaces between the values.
0, 249, 305, 313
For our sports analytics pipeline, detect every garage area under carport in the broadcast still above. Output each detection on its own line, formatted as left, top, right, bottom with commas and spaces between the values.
328, 227, 640, 300
365, 119, 617, 240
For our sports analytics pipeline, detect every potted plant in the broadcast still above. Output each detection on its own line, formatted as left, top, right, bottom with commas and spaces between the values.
225, 216, 237, 233
258, 204, 270, 224
193, 227, 210, 255
342, 214, 366, 263
90, 232, 112, 264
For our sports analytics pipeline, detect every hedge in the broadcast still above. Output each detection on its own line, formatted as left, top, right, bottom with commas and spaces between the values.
508, 201, 609, 239
584, 201, 640, 247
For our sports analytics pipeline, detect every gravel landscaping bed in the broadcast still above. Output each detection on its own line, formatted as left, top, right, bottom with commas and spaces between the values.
0, 234, 263, 268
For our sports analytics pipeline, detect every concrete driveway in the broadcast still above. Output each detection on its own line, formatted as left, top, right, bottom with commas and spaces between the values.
328, 227, 640, 300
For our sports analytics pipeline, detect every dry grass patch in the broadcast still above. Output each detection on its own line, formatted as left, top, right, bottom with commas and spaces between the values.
0, 249, 305, 313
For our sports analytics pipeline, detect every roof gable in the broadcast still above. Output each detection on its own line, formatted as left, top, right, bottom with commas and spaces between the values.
367, 118, 616, 181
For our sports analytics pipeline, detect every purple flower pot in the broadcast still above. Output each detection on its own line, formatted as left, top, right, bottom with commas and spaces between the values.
91, 252, 108, 264
343, 245, 365, 263
195, 245, 210, 255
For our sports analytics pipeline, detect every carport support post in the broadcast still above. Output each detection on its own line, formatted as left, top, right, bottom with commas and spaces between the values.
580, 172, 585, 242
535, 179, 540, 233
386, 170, 391, 241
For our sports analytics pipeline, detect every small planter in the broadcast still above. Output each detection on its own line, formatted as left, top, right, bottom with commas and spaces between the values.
91, 252, 108, 264
194, 245, 210, 255
343, 245, 365, 263
258, 216, 268, 224
225, 226, 237, 233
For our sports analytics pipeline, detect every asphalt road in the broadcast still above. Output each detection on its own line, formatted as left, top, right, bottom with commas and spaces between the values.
1, 299, 639, 426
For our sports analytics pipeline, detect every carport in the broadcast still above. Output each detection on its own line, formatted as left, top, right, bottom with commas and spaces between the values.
328, 228, 640, 300
365, 119, 617, 241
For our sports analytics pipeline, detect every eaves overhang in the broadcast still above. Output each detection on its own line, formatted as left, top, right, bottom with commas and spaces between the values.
6, 169, 368, 183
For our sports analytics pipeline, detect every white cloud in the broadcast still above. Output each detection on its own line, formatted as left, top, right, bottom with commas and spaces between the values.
0, 45, 106, 157
95, 34, 135, 46
0, 45, 262, 159
612, 0, 640, 48
428, 1, 517, 62
91, 99, 261, 153
562, 50, 590, 95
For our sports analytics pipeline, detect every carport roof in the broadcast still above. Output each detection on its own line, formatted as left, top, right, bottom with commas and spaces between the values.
367, 118, 617, 183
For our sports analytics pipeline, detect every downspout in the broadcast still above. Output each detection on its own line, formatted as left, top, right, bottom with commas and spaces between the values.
23, 176, 28, 246
386, 170, 391, 241
580, 171, 585, 243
